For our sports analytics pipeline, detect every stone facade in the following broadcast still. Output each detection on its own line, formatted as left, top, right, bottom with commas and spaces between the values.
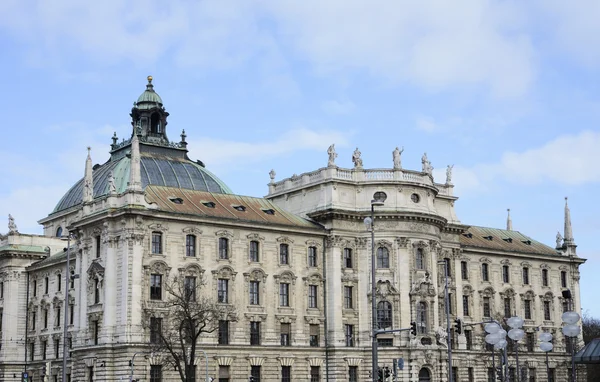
0, 79, 585, 382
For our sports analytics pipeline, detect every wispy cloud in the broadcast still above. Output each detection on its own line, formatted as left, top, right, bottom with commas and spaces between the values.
321, 99, 355, 115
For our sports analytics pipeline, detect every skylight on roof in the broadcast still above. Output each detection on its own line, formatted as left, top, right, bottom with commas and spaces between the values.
202, 201, 216, 208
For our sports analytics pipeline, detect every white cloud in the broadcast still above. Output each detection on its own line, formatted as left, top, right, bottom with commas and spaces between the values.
321, 99, 355, 115
416, 116, 438, 133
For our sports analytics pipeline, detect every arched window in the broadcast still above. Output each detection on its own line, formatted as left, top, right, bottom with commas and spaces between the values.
416, 302, 428, 334
377, 247, 389, 268
416, 248, 424, 269
56, 226, 63, 238
377, 301, 393, 329
150, 113, 161, 134
418, 368, 431, 382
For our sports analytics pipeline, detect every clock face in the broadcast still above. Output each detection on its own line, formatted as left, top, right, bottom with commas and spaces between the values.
411, 193, 420, 203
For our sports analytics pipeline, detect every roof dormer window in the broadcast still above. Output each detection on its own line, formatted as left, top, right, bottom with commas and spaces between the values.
202, 201, 216, 208
233, 205, 246, 212
262, 209, 275, 215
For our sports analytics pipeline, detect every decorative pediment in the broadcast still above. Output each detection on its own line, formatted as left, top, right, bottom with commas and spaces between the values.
540, 263, 550, 269
275, 314, 297, 323
243, 268, 268, 282
215, 230, 234, 238
305, 240, 322, 248
521, 261, 532, 267
413, 240, 429, 249
246, 233, 265, 241
479, 287, 495, 296
462, 285, 474, 295
275, 271, 297, 285
303, 273, 323, 285
500, 288, 515, 298
376, 240, 393, 250
182, 226, 202, 235
377, 280, 399, 298
559, 265, 569, 271
396, 237, 410, 248
178, 264, 204, 277
148, 223, 169, 232
500, 259, 512, 265
243, 313, 267, 322
86, 261, 105, 277
277, 236, 294, 244
146, 260, 171, 276
212, 265, 237, 280
479, 257, 492, 264
248, 356, 266, 366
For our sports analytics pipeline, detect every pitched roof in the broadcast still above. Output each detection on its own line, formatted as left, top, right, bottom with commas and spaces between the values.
575, 338, 600, 364
459, 226, 559, 256
144, 186, 322, 230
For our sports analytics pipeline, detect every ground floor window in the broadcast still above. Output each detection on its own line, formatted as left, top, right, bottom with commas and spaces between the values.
150, 365, 162, 382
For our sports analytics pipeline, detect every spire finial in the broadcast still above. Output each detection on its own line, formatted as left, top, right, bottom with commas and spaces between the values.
83, 147, 94, 203
564, 197, 575, 246
506, 208, 513, 231
146, 75, 154, 91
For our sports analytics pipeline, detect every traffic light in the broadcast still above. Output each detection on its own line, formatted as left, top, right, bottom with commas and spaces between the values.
383, 367, 391, 380
495, 366, 503, 381
454, 318, 463, 335
377, 368, 383, 382
410, 321, 417, 336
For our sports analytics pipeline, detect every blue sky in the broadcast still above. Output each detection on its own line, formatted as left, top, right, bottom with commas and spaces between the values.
1, 1, 599, 316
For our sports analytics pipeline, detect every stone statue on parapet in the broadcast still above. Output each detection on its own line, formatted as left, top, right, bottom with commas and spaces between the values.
352, 147, 363, 168
8, 214, 18, 234
556, 231, 563, 248
393, 146, 404, 169
269, 169, 276, 184
327, 144, 338, 167
445, 165, 454, 184
108, 171, 117, 194
421, 152, 433, 175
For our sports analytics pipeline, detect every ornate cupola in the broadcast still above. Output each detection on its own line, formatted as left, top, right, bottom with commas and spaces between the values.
130, 75, 170, 145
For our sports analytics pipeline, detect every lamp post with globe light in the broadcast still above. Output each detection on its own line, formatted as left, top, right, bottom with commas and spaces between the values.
507, 316, 525, 382
562, 310, 581, 382
539, 332, 553, 380
484, 322, 508, 382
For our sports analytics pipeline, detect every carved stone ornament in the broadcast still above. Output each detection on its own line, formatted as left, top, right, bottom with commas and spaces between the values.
276, 236, 294, 244
409, 222, 428, 233
182, 226, 202, 235
246, 233, 265, 241
148, 223, 168, 232
396, 237, 410, 248
215, 229, 234, 238
376, 280, 399, 299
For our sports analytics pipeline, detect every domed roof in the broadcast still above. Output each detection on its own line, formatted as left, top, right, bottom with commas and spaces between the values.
136, 76, 163, 108
53, 154, 232, 213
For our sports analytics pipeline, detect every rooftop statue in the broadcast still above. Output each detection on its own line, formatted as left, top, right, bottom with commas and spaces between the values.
269, 169, 276, 184
108, 171, 117, 194
393, 146, 404, 169
556, 231, 563, 248
327, 144, 338, 167
445, 165, 454, 184
352, 147, 363, 168
421, 152, 433, 175
8, 214, 18, 234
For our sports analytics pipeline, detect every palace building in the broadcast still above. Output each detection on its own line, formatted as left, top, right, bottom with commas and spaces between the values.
0, 77, 585, 381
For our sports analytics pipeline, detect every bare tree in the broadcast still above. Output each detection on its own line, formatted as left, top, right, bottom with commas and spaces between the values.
144, 275, 236, 382
582, 312, 600, 382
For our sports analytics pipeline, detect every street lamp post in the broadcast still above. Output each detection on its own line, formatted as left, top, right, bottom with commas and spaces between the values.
364, 191, 386, 382
484, 322, 508, 382
562, 309, 581, 382
61, 232, 75, 382
507, 316, 525, 382
438, 259, 452, 382
539, 332, 553, 380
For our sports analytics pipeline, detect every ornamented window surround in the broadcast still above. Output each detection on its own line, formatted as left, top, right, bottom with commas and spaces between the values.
306, 240, 322, 269
247, 233, 265, 263
376, 240, 394, 270
411, 240, 429, 271
244, 268, 268, 308
274, 271, 297, 311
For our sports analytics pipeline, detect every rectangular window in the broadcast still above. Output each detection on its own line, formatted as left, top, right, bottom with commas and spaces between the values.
151, 232, 162, 254
88, 366, 94, 382
94, 278, 100, 304
55, 307, 61, 327
345, 324, 354, 347
448, 293, 453, 315
185, 234, 196, 257
488, 368, 495, 382
308, 246, 318, 267
542, 269, 549, 286
468, 367, 474, 382
483, 297, 491, 318
309, 324, 319, 347
218, 365, 229, 382
218, 279, 229, 303
42, 340, 47, 360
378, 338, 393, 347
249, 281, 260, 305
70, 270, 75, 289
282, 366, 291, 382
349, 366, 358, 382
482, 263, 489, 281
461, 261, 468, 280
150, 365, 162, 382
33, 279, 37, 297
30, 342, 34, 361
415, 248, 424, 269
55, 338, 60, 359
463, 295, 470, 316
344, 286, 353, 309
548, 368, 555, 382
280, 323, 291, 346
93, 320, 99, 345
529, 368, 536, 382
69, 304, 74, 325
465, 330, 472, 350
561, 271, 567, 288
279, 283, 290, 307
524, 300, 532, 320
526, 332, 535, 352
343, 248, 353, 268
44, 309, 48, 329
250, 321, 261, 345
563, 301, 569, 313
184, 276, 196, 302
310, 366, 320, 382
523, 267, 530, 284
0, 281, 3, 298
544, 301, 551, 321
150, 274, 162, 300
308, 285, 318, 308
280, 244, 289, 265
95, 236, 101, 258
150, 317, 162, 344
57, 275, 62, 292
31, 311, 37, 330
218, 237, 229, 259
250, 366, 261, 382
452, 367, 458, 382
218, 320, 229, 345
504, 298, 512, 317
502, 265, 510, 283
45, 277, 49, 294
249, 240, 260, 262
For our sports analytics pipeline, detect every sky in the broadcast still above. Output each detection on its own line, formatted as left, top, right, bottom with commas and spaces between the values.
1, 0, 599, 316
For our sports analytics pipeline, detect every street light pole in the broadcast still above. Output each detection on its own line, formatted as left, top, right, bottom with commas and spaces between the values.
61, 232, 74, 382
442, 260, 452, 382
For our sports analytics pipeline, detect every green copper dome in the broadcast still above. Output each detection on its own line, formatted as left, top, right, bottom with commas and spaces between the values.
136, 75, 163, 108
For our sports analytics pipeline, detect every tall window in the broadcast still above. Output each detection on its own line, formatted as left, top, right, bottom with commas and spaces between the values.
461, 261, 468, 280
69, 304, 74, 325
184, 276, 196, 302
417, 302, 428, 334
282, 366, 291, 382
250, 321, 261, 345
526, 332, 535, 352
31, 311, 37, 330
482, 263, 489, 281
308, 285, 318, 308
483, 297, 491, 318
308, 246, 318, 267
45, 277, 49, 294
151, 232, 162, 254
343, 248, 353, 268
377, 301, 393, 329
57, 274, 62, 292
55, 307, 61, 327
29, 343, 34, 361
44, 309, 48, 328
345, 324, 354, 347
344, 286, 353, 309
416, 248, 425, 269
185, 234, 196, 257
249, 281, 260, 305
218, 366, 228, 382
542, 269, 549, 286
218, 279, 229, 303
465, 330, 472, 350
218, 237, 229, 259
524, 300, 532, 320
502, 265, 510, 283
70, 270, 75, 289
443, 258, 451, 277
309, 324, 319, 347
561, 271, 568, 288
150, 317, 162, 344
310, 367, 320, 382
150, 365, 162, 382
523, 267, 530, 285
218, 320, 229, 345
42, 340, 47, 359
280, 244, 289, 265
563, 301, 570, 313
504, 298, 512, 317
544, 301, 551, 321
54, 338, 60, 358
448, 293, 453, 315
279, 283, 290, 307
150, 274, 162, 300
33, 280, 37, 297
94, 278, 100, 304
93, 320, 99, 345
280, 323, 291, 346
463, 295, 470, 316
95, 236, 101, 258
249, 240, 260, 262
349, 366, 358, 382
250, 366, 261, 382
377, 247, 390, 268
